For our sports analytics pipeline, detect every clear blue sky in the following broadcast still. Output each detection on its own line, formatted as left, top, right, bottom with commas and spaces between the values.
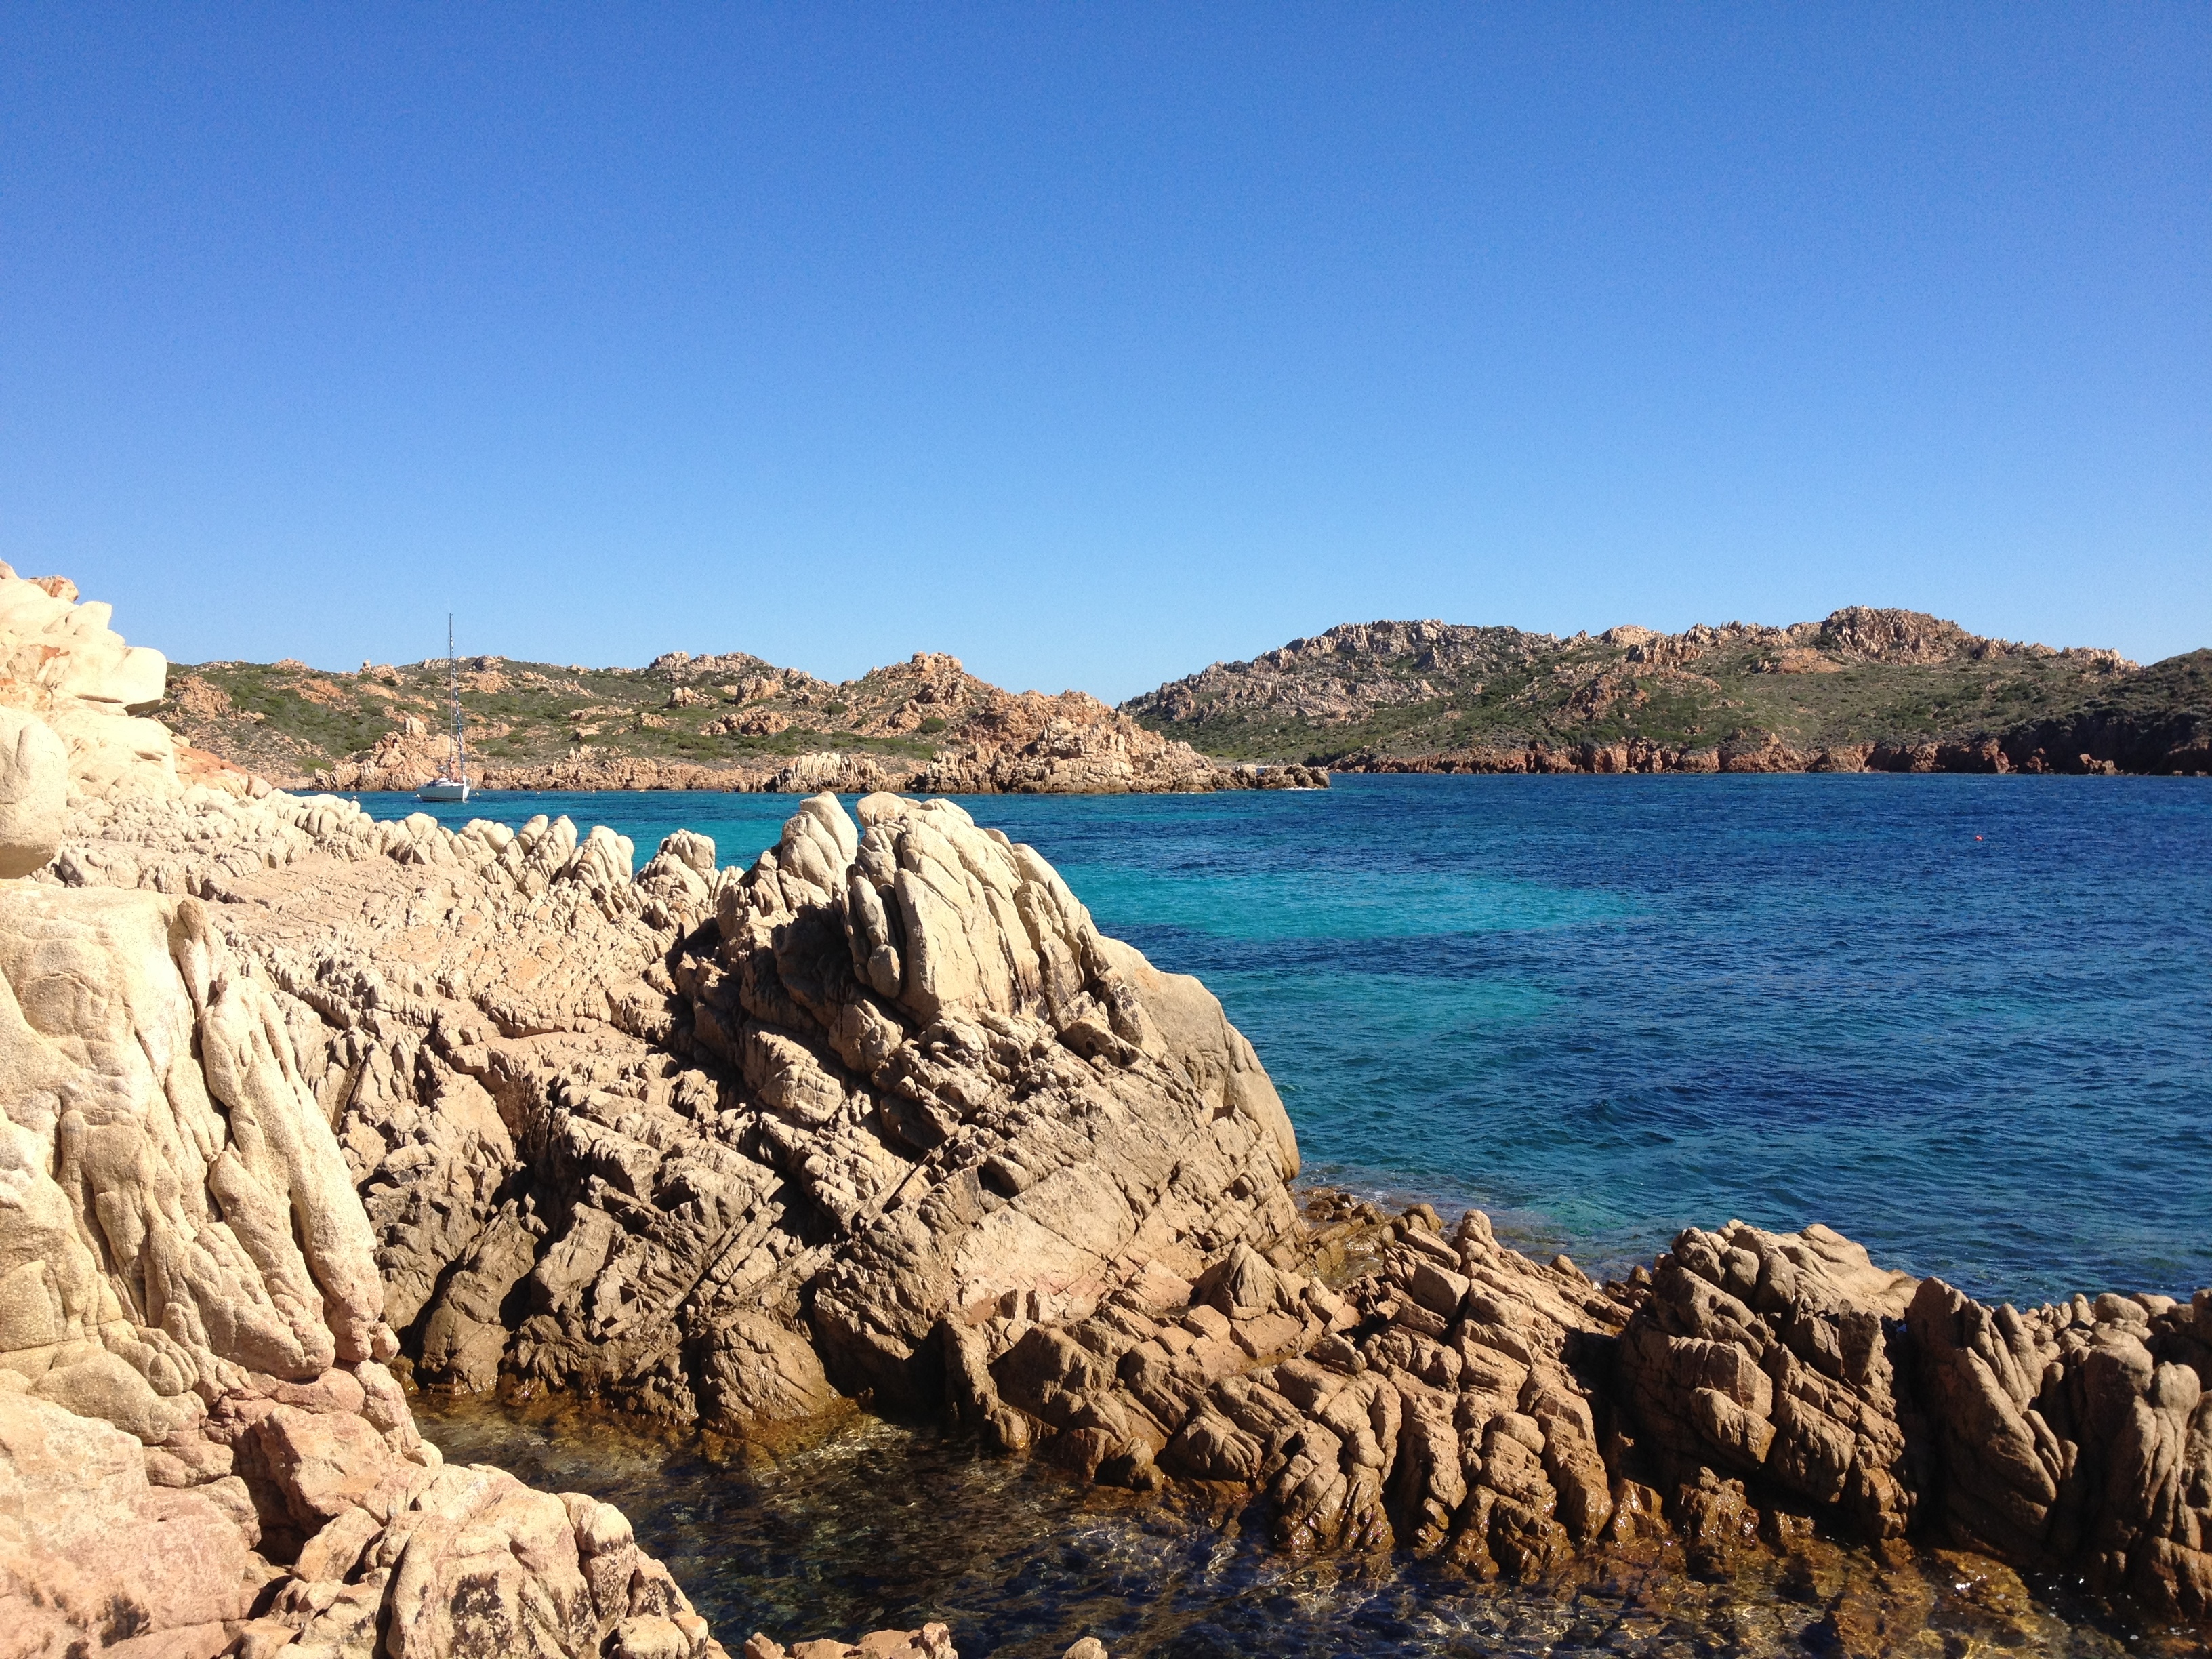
3, 5, 2205, 700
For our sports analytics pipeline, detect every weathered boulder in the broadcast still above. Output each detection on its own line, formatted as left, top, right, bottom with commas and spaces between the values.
1619, 1220, 1919, 1541
0, 1387, 265, 1656
937, 1195, 1637, 1575
0, 560, 180, 800
1907, 1277, 2212, 1616
0, 708, 66, 878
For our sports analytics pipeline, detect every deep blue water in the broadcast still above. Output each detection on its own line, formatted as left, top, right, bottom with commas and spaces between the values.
363, 775, 2212, 1304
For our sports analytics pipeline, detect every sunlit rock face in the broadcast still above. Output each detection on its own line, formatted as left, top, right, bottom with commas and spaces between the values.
0, 570, 745, 1659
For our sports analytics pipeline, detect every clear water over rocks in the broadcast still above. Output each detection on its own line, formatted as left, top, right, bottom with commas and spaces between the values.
416, 1392, 2194, 1658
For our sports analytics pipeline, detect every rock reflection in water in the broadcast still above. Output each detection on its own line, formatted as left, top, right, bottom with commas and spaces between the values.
413, 1392, 2196, 1658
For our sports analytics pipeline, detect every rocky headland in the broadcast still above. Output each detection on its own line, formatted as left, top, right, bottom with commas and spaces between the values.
5, 562, 2210, 1656
1125, 611, 2212, 776
161, 644, 1325, 798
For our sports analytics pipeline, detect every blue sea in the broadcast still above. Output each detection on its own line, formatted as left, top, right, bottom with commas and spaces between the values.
368, 775, 2212, 1305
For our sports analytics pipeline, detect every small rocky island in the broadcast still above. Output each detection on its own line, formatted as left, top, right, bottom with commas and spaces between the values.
3, 563, 2208, 1657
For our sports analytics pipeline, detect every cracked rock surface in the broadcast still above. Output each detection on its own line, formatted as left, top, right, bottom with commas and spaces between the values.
124, 782, 1306, 1433
1, 565, 739, 1659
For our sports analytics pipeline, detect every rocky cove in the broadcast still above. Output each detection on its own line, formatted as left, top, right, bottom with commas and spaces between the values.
4, 562, 2211, 1659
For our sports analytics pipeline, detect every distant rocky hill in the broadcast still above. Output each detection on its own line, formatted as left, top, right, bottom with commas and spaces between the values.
1124, 608, 2211, 775
163, 646, 1325, 794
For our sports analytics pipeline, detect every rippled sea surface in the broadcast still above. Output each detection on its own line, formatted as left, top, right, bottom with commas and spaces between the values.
374, 773, 2212, 1303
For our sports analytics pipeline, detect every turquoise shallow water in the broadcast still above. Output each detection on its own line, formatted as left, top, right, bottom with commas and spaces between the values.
366, 774, 2212, 1304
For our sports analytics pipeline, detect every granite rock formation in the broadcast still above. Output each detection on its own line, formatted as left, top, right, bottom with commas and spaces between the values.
65, 782, 1306, 1431
0, 562, 180, 800
9, 552, 1311, 1439
0, 566, 736, 1659
943, 1199, 2212, 1623
8, 560, 2211, 1648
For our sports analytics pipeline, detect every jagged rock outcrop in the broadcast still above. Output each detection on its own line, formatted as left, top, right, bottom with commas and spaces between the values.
938, 1197, 1643, 1575
1614, 1220, 2212, 1616
0, 569, 738, 1659
0, 562, 181, 800
0, 882, 736, 1659
937, 1197, 2212, 1624
1616, 1221, 1922, 1554
1130, 621, 1561, 726
83, 782, 1305, 1431
1906, 1279, 2212, 1613
20, 580, 1312, 1441
907, 688, 1324, 793
1134, 611, 2132, 732
316, 726, 1324, 797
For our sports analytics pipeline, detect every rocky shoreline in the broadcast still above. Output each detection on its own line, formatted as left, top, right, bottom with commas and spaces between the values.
405, 752, 1328, 797
163, 639, 1328, 798
4, 563, 2209, 1658
1338, 735, 2118, 775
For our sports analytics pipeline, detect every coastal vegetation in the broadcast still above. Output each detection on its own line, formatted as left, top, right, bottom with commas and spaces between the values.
1123, 609, 2212, 774
163, 649, 960, 780
163, 607, 2211, 788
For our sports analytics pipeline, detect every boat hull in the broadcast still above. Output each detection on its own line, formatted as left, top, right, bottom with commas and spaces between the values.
417, 780, 470, 802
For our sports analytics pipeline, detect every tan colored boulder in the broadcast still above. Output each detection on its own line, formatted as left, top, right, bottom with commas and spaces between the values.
0, 708, 65, 877
0, 562, 169, 714
698, 1313, 843, 1427
247, 1401, 400, 1531
0, 1387, 263, 1652
1620, 1220, 1918, 1541
0, 884, 390, 1397
0, 562, 178, 801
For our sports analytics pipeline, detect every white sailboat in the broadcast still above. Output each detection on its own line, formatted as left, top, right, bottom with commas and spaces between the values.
416, 617, 471, 802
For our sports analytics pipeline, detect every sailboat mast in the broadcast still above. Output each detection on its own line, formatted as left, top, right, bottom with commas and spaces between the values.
447, 615, 466, 785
